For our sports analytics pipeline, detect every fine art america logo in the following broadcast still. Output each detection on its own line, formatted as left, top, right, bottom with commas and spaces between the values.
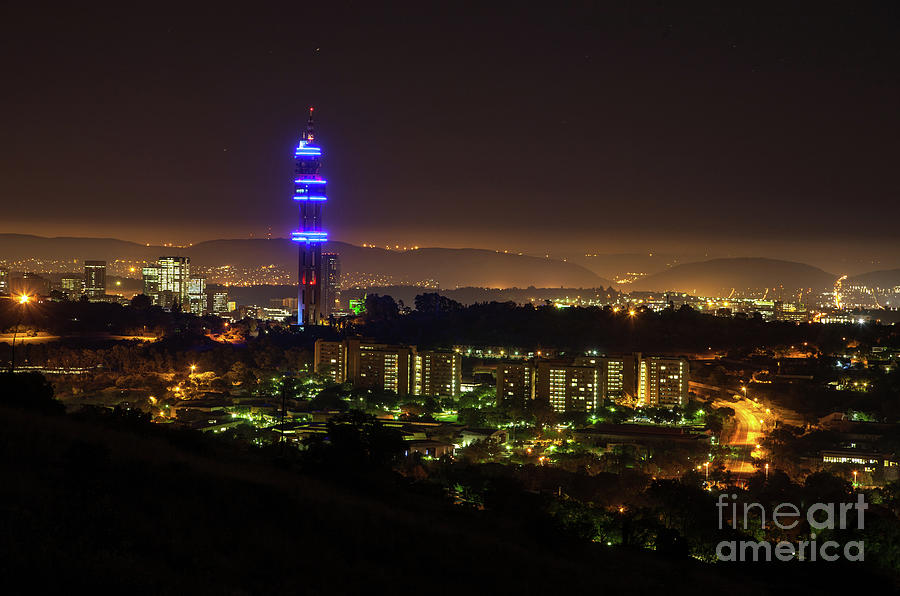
716, 493, 867, 562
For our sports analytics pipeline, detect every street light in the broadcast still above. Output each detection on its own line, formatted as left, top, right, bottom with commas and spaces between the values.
853, 470, 858, 489
764, 463, 769, 481
704, 461, 710, 481
8, 294, 33, 374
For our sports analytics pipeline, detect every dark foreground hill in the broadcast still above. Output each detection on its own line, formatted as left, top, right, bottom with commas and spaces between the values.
629, 257, 838, 296
0, 406, 766, 595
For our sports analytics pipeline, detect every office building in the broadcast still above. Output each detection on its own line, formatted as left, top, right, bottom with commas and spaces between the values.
637, 356, 689, 408
322, 252, 341, 317
212, 292, 229, 315
84, 260, 106, 298
60, 276, 84, 298
0, 267, 8, 294
776, 301, 809, 323
188, 277, 206, 315
142, 265, 160, 304
291, 108, 329, 326
157, 256, 190, 310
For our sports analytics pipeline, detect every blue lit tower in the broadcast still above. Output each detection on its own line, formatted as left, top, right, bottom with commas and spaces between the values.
291, 107, 328, 326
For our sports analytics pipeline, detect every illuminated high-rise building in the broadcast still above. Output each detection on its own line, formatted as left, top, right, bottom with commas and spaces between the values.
313, 339, 460, 398
212, 292, 229, 314
414, 350, 462, 398
637, 356, 689, 408
188, 277, 206, 315
156, 256, 190, 310
84, 260, 106, 298
0, 267, 9, 294
291, 107, 328, 326
142, 265, 160, 304
322, 252, 341, 317
535, 361, 602, 413
60, 276, 84, 298
496, 363, 534, 407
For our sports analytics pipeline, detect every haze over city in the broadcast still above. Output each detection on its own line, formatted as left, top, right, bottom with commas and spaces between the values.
3, 6, 899, 273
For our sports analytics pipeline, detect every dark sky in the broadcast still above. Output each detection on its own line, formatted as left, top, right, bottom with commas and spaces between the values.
2, 4, 898, 266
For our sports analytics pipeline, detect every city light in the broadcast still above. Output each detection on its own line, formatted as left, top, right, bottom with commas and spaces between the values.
17, 294, 31, 304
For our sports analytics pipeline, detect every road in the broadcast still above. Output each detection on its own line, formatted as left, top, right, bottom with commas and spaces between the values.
713, 396, 770, 476
0, 333, 159, 344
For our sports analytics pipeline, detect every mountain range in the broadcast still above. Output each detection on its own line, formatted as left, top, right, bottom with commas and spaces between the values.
2, 234, 898, 295
0, 234, 609, 289
628, 258, 840, 296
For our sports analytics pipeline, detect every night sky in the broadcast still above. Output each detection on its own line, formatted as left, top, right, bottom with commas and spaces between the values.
2, 5, 899, 264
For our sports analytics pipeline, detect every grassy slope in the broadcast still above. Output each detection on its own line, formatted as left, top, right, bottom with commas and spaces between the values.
0, 407, 829, 594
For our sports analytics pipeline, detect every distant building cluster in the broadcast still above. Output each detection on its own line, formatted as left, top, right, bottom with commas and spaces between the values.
141, 256, 209, 314
314, 339, 462, 398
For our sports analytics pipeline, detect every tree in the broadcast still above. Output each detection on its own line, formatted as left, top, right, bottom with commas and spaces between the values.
458, 438, 504, 464
304, 411, 405, 472
0, 372, 64, 413
130, 294, 152, 309
414, 293, 462, 315
364, 294, 399, 323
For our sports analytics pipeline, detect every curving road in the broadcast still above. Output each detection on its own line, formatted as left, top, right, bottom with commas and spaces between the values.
714, 397, 769, 476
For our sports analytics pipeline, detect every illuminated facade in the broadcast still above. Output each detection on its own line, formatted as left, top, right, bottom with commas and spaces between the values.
536, 361, 602, 413
313, 339, 461, 397
291, 108, 328, 326
188, 277, 206, 315
156, 257, 190, 310
142, 266, 160, 303
637, 356, 688, 408
60, 276, 84, 298
0, 267, 9, 294
574, 355, 637, 401
212, 292, 229, 314
84, 260, 106, 298
496, 363, 534, 407
414, 351, 462, 398
322, 252, 341, 317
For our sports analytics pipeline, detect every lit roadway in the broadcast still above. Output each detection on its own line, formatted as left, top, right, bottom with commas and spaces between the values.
713, 396, 771, 477
0, 333, 159, 344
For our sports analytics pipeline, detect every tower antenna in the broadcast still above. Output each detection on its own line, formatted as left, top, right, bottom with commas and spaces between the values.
306, 106, 315, 142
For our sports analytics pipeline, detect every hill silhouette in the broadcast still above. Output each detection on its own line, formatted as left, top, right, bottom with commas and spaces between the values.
0, 234, 608, 289
628, 257, 838, 296
0, 403, 770, 594
849, 268, 900, 289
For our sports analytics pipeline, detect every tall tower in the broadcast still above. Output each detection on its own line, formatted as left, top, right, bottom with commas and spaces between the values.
291, 107, 328, 326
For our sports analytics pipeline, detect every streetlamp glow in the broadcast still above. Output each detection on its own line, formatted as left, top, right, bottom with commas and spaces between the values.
8, 294, 34, 373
